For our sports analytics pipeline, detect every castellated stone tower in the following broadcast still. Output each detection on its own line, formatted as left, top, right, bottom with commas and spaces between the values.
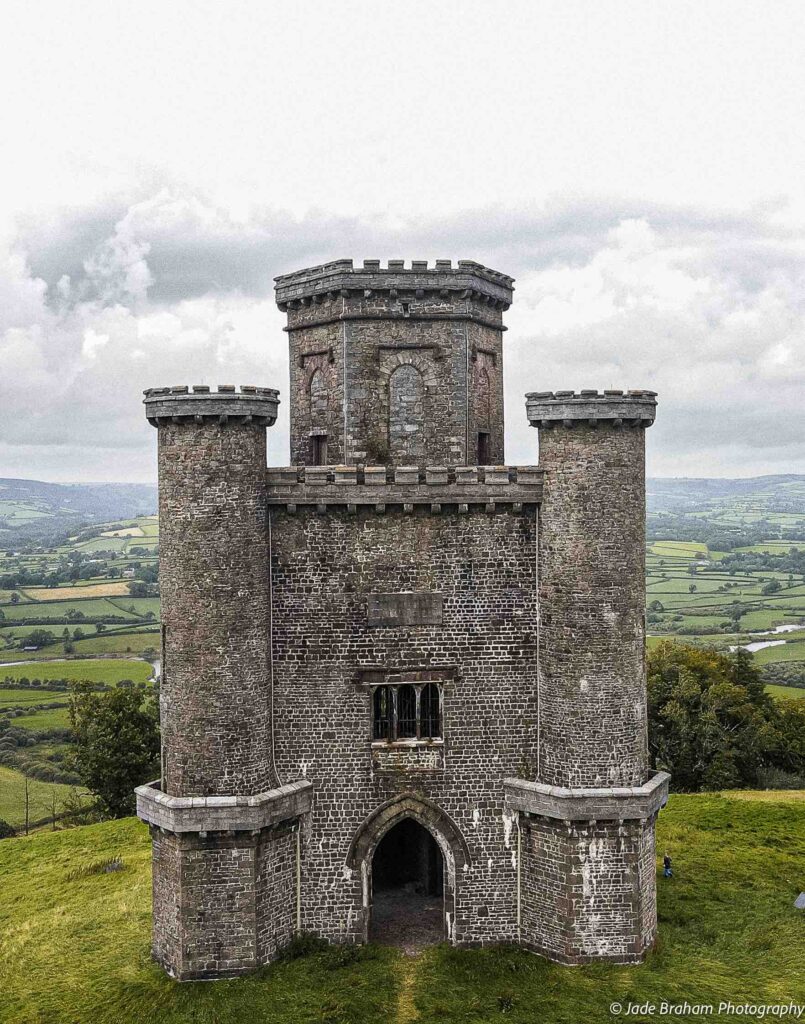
136, 259, 668, 981
505, 391, 667, 964
136, 386, 312, 980
274, 259, 512, 466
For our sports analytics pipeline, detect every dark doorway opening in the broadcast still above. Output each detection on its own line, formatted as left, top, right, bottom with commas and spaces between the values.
370, 818, 444, 951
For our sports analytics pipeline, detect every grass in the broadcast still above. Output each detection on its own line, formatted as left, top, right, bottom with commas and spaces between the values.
765, 683, 805, 701
0, 659, 153, 685
753, 638, 805, 664
0, 765, 85, 829
0, 793, 802, 1023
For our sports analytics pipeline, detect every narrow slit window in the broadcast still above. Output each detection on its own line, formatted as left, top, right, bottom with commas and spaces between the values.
312, 434, 328, 466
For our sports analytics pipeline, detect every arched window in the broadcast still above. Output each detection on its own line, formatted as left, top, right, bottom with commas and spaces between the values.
474, 365, 491, 429
309, 369, 328, 427
388, 364, 425, 462
420, 683, 441, 739
474, 365, 492, 464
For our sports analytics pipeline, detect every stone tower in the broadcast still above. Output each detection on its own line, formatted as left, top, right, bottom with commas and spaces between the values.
505, 390, 667, 963
137, 258, 668, 981
136, 386, 312, 980
274, 259, 512, 466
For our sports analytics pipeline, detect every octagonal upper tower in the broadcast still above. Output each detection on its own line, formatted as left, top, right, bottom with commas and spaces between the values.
274, 259, 514, 466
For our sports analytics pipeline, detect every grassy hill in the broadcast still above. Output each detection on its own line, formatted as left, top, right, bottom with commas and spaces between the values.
0, 478, 157, 547
1, 792, 803, 1024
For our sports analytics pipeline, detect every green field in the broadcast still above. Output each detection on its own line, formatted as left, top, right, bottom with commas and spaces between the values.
0, 687, 70, 708
0, 659, 153, 685
0, 765, 86, 829
11, 706, 72, 730
764, 683, 805, 701
0, 792, 802, 1024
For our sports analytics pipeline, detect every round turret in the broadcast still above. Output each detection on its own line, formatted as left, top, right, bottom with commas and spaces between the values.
145, 384, 280, 797
527, 389, 657, 788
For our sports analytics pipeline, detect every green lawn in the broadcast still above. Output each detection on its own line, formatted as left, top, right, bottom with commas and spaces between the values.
0, 793, 802, 1024
0, 659, 153, 685
0, 765, 85, 829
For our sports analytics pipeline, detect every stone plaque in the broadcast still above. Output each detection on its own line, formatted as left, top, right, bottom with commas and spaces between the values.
367, 592, 443, 627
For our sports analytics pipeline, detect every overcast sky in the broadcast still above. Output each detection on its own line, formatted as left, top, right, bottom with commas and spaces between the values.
1, 0, 804, 482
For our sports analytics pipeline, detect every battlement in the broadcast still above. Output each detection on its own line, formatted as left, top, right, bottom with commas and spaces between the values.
274, 258, 514, 310
525, 389, 657, 428
266, 464, 542, 510
143, 385, 280, 427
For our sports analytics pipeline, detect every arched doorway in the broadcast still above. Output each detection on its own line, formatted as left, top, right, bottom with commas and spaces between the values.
347, 794, 470, 949
370, 817, 444, 948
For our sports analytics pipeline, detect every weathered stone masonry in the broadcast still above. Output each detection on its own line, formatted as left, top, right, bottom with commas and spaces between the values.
136, 259, 669, 980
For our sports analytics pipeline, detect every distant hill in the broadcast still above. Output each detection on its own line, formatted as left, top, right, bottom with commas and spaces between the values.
647, 474, 805, 515
0, 478, 157, 547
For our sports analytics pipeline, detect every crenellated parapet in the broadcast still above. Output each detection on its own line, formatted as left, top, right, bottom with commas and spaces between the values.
275, 258, 514, 313
143, 384, 280, 426
525, 389, 657, 428
266, 464, 542, 511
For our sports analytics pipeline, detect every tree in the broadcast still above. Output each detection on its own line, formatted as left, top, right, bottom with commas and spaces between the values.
647, 641, 801, 791
688, 584, 697, 593
0, 819, 15, 840
68, 684, 160, 818
10, 592, 19, 605
761, 579, 782, 595
26, 629, 55, 648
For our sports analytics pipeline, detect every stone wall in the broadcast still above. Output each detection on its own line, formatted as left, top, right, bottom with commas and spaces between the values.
150, 826, 298, 980
519, 815, 657, 964
269, 502, 539, 944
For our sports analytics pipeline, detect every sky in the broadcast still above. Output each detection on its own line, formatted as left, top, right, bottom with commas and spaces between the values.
1, 0, 804, 482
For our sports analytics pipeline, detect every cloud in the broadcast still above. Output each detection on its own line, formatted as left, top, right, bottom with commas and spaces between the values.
2, 186, 804, 481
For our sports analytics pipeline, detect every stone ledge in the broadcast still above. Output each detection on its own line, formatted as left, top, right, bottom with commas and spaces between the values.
525, 390, 657, 428
135, 778, 313, 833
503, 772, 670, 821
266, 464, 543, 507
143, 385, 280, 427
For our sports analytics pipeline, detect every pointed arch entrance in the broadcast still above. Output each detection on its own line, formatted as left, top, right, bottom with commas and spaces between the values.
346, 794, 470, 947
